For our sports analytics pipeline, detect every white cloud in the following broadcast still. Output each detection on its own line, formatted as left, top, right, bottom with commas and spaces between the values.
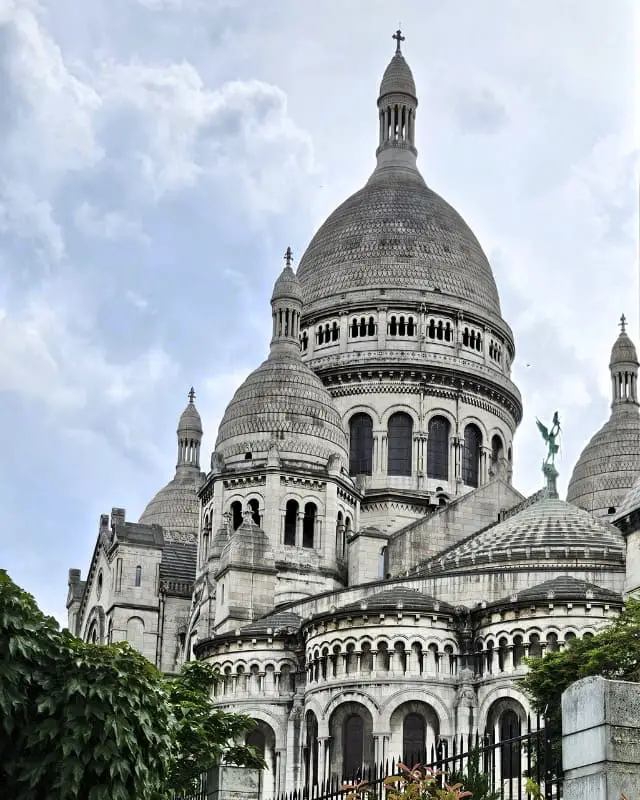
74, 202, 148, 243
0, 285, 174, 416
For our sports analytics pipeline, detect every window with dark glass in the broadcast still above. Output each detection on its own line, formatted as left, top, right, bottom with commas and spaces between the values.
500, 710, 521, 779
491, 434, 504, 465
248, 498, 260, 526
349, 414, 373, 475
231, 501, 243, 530
135, 565, 141, 587
247, 729, 266, 757
306, 713, 319, 787
402, 713, 426, 764
284, 500, 298, 546
427, 416, 450, 480
343, 714, 364, 779
462, 424, 482, 488
303, 503, 316, 548
387, 412, 413, 476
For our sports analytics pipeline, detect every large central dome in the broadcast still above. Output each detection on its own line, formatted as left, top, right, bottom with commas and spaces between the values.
297, 169, 501, 316
297, 34, 501, 319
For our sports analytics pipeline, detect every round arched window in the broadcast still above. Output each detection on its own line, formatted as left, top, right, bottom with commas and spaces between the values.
96, 570, 103, 600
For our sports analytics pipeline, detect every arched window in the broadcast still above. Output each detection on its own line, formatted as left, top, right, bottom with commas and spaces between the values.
336, 512, 344, 559
389, 316, 397, 336
351, 318, 359, 337
332, 321, 339, 341
491, 434, 504, 466
463, 424, 482, 488
284, 500, 298, 546
367, 316, 375, 336
387, 412, 413, 476
403, 713, 426, 764
349, 414, 373, 476
231, 501, 243, 530
135, 565, 141, 587
500, 710, 521, 779
303, 503, 316, 548
378, 546, 387, 578
306, 712, 319, 788
248, 498, 260, 526
427, 416, 450, 480
247, 729, 266, 757
407, 317, 415, 336
343, 714, 364, 779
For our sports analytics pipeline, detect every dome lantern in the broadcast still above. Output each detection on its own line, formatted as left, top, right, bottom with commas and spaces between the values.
177, 387, 202, 473
375, 29, 419, 175
609, 313, 639, 412
270, 247, 303, 357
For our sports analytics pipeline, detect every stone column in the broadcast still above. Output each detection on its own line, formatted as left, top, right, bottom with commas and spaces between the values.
563, 676, 640, 800
377, 307, 388, 349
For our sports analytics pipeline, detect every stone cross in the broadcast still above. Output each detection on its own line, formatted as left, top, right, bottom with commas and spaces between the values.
188, 387, 196, 403
393, 29, 405, 53
284, 246, 294, 267
620, 313, 627, 333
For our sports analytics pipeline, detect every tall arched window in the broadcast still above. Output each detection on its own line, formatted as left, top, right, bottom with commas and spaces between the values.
284, 500, 298, 546
336, 512, 344, 559
387, 412, 413, 476
135, 565, 141, 587
306, 712, 319, 788
500, 710, 521, 779
303, 503, 316, 548
491, 434, 504, 466
343, 714, 364, 778
349, 414, 373, 476
248, 498, 260, 526
403, 713, 426, 764
463, 424, 482, 488
231, 501, 243, 530
427, 416, 450, 480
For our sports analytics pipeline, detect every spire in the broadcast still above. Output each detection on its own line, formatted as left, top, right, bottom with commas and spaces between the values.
609, 315, 639, 413
373, 29, 419, 177
177, 387, 203, 471
270, 247, 303, 357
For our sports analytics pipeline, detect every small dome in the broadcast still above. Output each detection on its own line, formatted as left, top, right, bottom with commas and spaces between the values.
567, 412, 640, 517
341, 587, 453, 615
139, 471, 203, 534
178, 391, 203, 434
614, 472, 640, 520
610, 330, 638, 366
271, 263, 303, 304
498, 575, 621, 605
379, 51, 416, 99
422, 496, 624, 575
215, 351, 349, 466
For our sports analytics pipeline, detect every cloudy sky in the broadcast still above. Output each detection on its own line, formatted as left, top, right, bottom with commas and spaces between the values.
0, 0, 638, 623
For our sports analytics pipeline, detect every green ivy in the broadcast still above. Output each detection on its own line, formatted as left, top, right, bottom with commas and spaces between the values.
0, 570, 262, 800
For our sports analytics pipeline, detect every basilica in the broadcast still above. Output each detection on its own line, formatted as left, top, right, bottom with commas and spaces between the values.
66, 32, 640, 797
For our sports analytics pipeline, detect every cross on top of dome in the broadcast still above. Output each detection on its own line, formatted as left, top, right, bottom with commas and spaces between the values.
188, 386, 196, 403
392, 28, 405, 54
620, 313, 627, 333
284, 246, 294, 268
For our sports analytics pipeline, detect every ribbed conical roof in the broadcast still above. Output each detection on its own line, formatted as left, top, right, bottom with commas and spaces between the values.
178, 389, 203, 434
379, 51, 416, 98
610, 330, 638, 366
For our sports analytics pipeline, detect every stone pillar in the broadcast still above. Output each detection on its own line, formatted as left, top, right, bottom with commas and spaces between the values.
377, 307, 388, 349
562, 676, 640, 800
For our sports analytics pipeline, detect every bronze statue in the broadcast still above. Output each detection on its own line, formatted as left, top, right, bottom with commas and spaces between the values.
536, 411, 561, 467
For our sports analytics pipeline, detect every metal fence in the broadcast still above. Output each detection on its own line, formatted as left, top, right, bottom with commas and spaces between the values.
173, 717, 562, 800
278, 717, 562, 800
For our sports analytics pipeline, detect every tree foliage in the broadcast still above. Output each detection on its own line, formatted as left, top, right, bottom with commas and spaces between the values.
0, 570, 262, 800
521, 598, 640, 732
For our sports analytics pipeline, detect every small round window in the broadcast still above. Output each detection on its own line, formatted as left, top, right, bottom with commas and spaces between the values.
96, 570, 103, 599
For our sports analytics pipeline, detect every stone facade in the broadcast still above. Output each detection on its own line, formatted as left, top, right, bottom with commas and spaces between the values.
66, 31, 640, 799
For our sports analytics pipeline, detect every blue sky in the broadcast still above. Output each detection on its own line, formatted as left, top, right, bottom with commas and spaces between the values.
0, 0, 638, 624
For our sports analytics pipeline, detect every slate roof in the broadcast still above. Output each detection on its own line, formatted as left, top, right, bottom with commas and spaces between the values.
337, 587, 454, 616
421, 496, 624, 575
234, 611, 302, 638
503, 575, 622, 604
159, 539, 197, 585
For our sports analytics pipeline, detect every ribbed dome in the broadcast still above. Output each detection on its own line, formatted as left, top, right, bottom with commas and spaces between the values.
615, 473, 640, 519
567, 411, 640, 517
297, 169, 501, 316
215, 352, 349, 465
379, 51, 416, 98
178, 400, 203, 434
610, 331, 638, 366
139, 471, 203, 534
423, 496, 624, 575
271, 264, 302, 304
